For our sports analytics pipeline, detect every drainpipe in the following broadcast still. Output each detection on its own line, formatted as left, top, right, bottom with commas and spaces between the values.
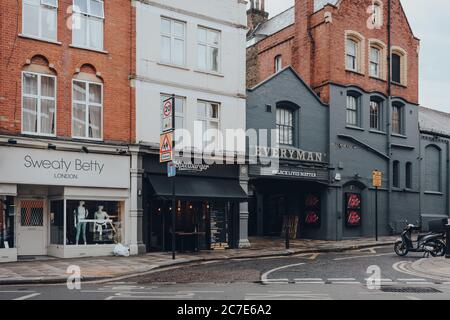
386, 0, 393, 232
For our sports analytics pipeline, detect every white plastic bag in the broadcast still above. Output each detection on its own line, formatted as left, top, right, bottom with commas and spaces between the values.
113, 243, 130, 257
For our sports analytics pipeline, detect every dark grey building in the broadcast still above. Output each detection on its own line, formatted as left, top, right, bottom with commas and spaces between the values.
419, 107, 450, 229
246, 67, 424, 240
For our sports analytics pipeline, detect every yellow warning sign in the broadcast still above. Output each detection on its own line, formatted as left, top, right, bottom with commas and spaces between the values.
372, 170, 382, 188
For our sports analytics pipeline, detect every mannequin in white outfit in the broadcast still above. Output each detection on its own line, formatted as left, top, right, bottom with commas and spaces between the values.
94, 205, 109, 241
74, 201, 89, 245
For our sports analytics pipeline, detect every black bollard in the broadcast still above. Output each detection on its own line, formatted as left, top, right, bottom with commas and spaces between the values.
285, 222, 290, 250
446, 224, 450, 259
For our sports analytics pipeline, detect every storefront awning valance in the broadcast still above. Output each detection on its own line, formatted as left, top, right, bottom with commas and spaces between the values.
148, 175, 247, 201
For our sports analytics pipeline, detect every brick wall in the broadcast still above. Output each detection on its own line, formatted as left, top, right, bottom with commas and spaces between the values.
0, 0, 133, 143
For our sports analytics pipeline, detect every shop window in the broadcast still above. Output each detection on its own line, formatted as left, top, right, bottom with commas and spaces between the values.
22, 0, 58, 41
22, 72, 56, 136
393, 160, 400, 188
405, 162, 413, 189
50, 200, 64, 245
345, 193, 362, 227
66, 200, 123, 245
276, 107, 294, 145
0, 197, 15, 249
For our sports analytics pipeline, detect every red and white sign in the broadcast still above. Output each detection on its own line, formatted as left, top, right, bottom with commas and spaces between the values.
162, 99, 174, 133
160, 132, 173, 162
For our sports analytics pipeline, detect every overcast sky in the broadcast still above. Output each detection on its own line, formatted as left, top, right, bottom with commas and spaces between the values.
259, 0, 449, 112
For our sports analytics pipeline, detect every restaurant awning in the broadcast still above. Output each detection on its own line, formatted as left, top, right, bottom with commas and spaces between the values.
147, 175, 247, 201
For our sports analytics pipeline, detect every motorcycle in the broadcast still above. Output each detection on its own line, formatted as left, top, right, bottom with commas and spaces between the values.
394, 223, 446, 257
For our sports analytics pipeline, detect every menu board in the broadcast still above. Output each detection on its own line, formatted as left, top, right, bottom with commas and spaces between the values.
210, 209, 229, 250
304, 193, 321, 228
345, 193, 362, 227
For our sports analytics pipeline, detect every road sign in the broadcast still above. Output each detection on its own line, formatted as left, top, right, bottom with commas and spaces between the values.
372, 170, 382, 188
162, 98, 174, 133
167, 161, 176, 177
160, 132, 173, 163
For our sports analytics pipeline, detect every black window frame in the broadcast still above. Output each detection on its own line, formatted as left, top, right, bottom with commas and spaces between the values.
393, 160, 400, 188
405, 162, 413, 189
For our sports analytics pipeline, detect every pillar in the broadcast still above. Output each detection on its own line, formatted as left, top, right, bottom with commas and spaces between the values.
238, 165, 251, 248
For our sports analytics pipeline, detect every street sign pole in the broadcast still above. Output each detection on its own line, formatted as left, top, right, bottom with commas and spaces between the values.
375, 186, 378, 242
170, 95, 176, 260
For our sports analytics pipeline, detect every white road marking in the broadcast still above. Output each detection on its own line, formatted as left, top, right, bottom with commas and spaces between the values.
406, 296, 421, 300
246, 292, 331, 300
333, 253, 392, 261
13, 293, 41, 300
261, 262, 305, 283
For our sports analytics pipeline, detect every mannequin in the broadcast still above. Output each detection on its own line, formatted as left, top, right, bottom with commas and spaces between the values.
94, 205, 109, 241
74, 201, 89, 245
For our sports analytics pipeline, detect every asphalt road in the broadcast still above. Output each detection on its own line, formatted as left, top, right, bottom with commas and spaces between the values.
1, 246, 450, 300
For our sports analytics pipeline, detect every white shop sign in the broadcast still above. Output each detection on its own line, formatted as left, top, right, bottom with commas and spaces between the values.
0, 146, 130, 189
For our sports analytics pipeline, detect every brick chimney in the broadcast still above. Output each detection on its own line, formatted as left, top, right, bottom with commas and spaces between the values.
247, 0, 269, 34
293, 0, 315, 86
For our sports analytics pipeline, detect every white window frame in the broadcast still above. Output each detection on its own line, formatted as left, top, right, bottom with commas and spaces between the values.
275, 55, 282, 73
22, 0, 58, 41
72, 0, 105, 50
21, 71, 57, 136
276, 107, 294, 146
346, 95, 359, 126
196, 100, 221, 150
372, 3, 382, 27
369, 100, 382, 131
197, 26, 221, 73
160, 17, 186, 67
369, 46, 381, 78
160, 94, 185, 130
346, 38, 358, 72
71, 79, 103, 140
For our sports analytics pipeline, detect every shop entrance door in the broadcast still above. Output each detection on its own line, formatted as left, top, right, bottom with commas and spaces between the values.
17, 199, 46, 256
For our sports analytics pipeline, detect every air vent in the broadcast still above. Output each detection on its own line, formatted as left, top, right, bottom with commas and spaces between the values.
381, 287, 441, 294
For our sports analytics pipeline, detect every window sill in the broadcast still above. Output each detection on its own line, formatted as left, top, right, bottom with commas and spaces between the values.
72, 136, 103, 142
69, 44, 108, 54
157, 62, 190, 71
424, 191, 444, 196
194, 69, 224, 77
369, 76, 387, 83
392, 81, 407, 88
369, 129, 386, 135
21, 132, 56, 138
18, 34, 61, 45
391, 133, 407, 139
345, 125, 364, 132
345, 69, 365, 77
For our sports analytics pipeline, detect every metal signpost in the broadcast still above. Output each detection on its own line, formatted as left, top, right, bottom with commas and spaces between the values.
160, 95, 176, 260
372, 170, 382, 241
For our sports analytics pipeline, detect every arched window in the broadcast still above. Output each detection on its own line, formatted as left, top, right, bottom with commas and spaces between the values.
369, 99, 382, 131
405, 162, 413, 189
393, 160, 400, 188
22, 55, 57, 136
368, 39, 387, 79
425, 145, 441, 192
346, 92, 361, 127
391, 47, 407, 85
392, 102, 404, 135
345, 31, 364, 73
276, 107, 294, 145
72, 65, 103, 140
274, 55, 282, 73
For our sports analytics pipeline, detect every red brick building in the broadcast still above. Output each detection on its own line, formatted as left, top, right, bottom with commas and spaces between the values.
0, 0, 139, 262
0, 0, 133, 142
247, 0, 419, 104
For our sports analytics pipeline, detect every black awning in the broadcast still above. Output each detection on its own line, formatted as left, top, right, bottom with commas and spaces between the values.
147, 175, 247, 201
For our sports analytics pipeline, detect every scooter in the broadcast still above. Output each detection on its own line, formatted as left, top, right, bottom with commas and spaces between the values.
394, 223, 446, 257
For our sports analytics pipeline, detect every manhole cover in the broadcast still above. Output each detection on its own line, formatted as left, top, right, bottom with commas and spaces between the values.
381, 287, 442, 294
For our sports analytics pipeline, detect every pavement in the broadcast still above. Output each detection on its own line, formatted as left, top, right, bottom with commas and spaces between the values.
407, 257, 450, 281
0, 236, 396, 285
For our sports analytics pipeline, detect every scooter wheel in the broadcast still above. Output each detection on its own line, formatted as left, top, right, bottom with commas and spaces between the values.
430, 240, 446, 257
394, 241, 408, 257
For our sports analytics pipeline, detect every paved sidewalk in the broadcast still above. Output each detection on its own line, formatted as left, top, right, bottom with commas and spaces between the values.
408, 257, 450, 281
0, 236, 395, 285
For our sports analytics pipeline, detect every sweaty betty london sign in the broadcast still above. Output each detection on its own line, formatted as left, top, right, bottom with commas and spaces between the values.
0, 146, 130, 189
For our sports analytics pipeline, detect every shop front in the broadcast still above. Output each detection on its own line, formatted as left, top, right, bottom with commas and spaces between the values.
0, 144, 130, 261
248, 159, 330, 240
142, 155, 247, 252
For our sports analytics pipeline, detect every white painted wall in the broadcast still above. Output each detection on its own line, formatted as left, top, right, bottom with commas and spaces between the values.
134, 0, 247, 153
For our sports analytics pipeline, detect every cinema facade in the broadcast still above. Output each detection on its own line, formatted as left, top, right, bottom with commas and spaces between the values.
0, 137, 136, 263
246, 67, 428, 241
